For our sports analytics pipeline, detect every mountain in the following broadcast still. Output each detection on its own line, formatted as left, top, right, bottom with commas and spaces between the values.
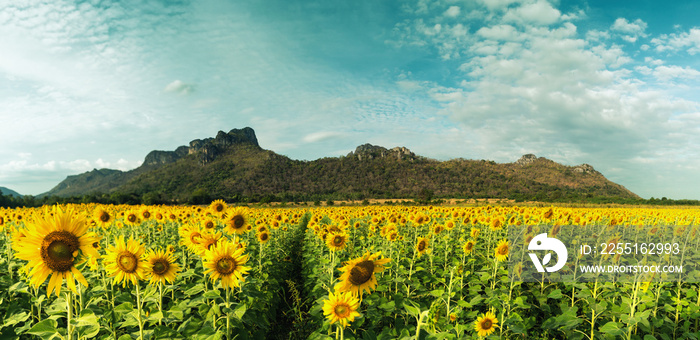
42, 127, 639, 202
0, 187, 22, 198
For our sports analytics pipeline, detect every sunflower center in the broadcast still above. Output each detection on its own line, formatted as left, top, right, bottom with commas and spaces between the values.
260, 233, 269, 241
142, 211, 151, 219
117, 252, 138, 273
334, 304, 350, 318
190, 232, 202, 245
152, 259, 170, 276
205, 221, 214, 229
41, 231, 80, 272
497, 245, 509, 255
99, 212, 110, 222
205, 240, 216, 250
215, 204, 224, 212
481, 318, 493, 329
333, 235, 344, 246
231, 215, 245, 229
216, 256, 237, 275
466, 243, 473, 251
127, 214, 137, 223
348, 260, 374, 285
417, 240, 427, 252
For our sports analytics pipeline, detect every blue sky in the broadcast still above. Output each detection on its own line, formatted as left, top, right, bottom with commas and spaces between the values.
1, 0, 699, 199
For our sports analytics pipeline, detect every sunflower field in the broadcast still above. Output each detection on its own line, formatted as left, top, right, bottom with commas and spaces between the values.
1, 202, 700, 339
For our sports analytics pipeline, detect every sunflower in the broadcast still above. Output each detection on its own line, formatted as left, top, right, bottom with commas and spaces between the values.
202, 218, 216, 230
335, 251, 391, 297
463, 240, 475, 254
179, 225, 204, 254
415, 237, 429, 257
93, 206, 112, 227
494, 240, 509, 262
474, 311, 498, 337
322, 291, 361, 328
224, 207, 250, 235
413, 213, 430, 226
209, 199, 227, 217
490, 217, 504, 231
196, 231, 223, 255
326, 233, 348, 251
124, 210, 140, 226
139, 207, 152, 221
202, 239, 251, 289
103, 237, 148, 287
13, 205, 100, 297
257, 231, 270, 244
470, 227, 481, 239
145, 249, 180, 285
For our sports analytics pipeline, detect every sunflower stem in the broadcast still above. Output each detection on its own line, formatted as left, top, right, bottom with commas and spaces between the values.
491, 258, 499, 290
105, 275, 117, 340
135, 282, 144, 340
77, 282, 84, 314
329, 250, 336, 287
258, 242, 264, 273
158, 282, 164, 326
226, 286, 231, 340
406, 247, 417, 297
66, 291, 73, 340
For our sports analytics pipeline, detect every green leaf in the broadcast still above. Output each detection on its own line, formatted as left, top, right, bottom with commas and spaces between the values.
202, 289, 221, 300
404, 303, 420, 316
75, 309, 100, 338
232, 303, 247, 320
166, 305, 184, 321
2, 311, 30, 329
27, 319, 59, 340
547, 289, 563, 299
599, 321, 623, 336
8, 281, 30, 294
184, 284, 205, 296
644, 335, 658, 340
379, 300, 396, 312
147, 311, 165, 324
152, 325, 181, 339
430, 289, 445, 297
114, 302, 134, 315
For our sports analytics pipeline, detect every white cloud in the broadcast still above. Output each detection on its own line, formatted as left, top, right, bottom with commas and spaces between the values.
611, 18, 647, 35
503, 0, 561, 26
653, 65, 700, 82
302, 131, 346, 143
610, 18, 648, 43
477, 0, 522, 11
652, 28, 700, 55
444, 6, 460, 18
476, 24, 522, 41
164, 80, 195, 95
586, 29, 610, 42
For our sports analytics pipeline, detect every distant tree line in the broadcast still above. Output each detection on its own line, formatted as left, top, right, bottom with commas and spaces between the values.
2, 190, 699, 209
